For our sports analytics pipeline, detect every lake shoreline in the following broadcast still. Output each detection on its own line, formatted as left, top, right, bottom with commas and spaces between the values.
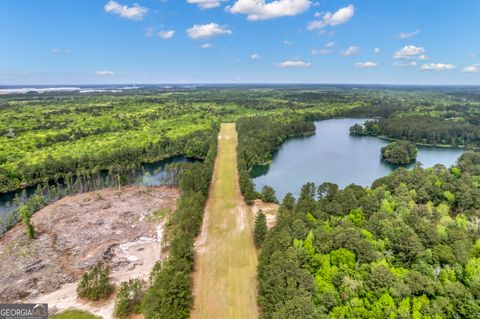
252, 118, 465, 199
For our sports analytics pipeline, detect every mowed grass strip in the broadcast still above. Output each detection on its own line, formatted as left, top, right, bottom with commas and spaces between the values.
191, 123, 258, 319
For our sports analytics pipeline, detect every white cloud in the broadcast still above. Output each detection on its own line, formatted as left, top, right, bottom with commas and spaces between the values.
394, 61, 417, 67
468, 53, 477, 58
283, 40, 293, 46
393, 45, 425, 59
373, 48, 381, 54
420, 63, 455, 71
399, 29, 420, 39
462, 64, 480, 73
187, 0, 226, 9
251, 53, 261, 60
307, 4, 355, 30
341, 46, 360, 56
325, 41, 335, 48
104, 1, 148, 20
158, 30, 175, 39
186, 23, 232, 39
354, 61, 379, 68
418, 54, 429, 60
274, 60, 311, 68
311, 48, 333, 55
200, 43, 212, 48
96, 70, 115, 76
227, 0, 311, 21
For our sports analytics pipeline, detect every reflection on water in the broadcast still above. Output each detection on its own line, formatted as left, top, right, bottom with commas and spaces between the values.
252, 118, 465, 200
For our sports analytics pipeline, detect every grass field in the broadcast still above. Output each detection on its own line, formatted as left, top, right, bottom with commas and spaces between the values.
50, 310, 101, 319
191, 123, 258, 319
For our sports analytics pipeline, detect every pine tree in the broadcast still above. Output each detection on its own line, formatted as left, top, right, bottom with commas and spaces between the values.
114, 278, 144, 318
254, 210, 268, 248
19, 205, 35, 239
77, 262, 112, 300
261, 185, 278, 203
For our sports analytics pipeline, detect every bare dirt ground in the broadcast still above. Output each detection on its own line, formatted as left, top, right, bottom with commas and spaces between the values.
251, 199, 279, 229
0, 185, 179, 318
191, 123, 259, 319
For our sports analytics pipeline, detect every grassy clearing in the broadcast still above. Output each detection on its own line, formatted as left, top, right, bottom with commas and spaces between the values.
191, 123, 258, 319
50, 310, 101, 319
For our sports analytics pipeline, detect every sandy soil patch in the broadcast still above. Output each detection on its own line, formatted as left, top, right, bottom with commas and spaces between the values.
0, 185, 179, 312
251, 199, 279, 229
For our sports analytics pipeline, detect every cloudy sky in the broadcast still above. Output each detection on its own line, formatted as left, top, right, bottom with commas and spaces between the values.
1, 0, 480, 85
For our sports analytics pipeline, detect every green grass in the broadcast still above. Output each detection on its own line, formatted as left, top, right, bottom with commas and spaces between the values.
191, 123, 258, 319
147, 207, 171, 222
50, 310, 101, 319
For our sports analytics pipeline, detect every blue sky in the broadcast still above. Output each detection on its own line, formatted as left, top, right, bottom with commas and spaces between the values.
1, 0, 480, 85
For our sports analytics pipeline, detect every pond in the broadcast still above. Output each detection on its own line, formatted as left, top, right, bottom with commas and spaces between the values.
252, 118, 465, 200
0, 155, 196, 219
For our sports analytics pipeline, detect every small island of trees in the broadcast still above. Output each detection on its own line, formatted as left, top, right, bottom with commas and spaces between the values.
381, 141, 418, 165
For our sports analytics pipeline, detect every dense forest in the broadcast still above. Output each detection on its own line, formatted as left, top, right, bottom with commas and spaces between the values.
0, 92, 244, 193
0, 88, 352, 193
257, 151, 480, 318
3, 86, 480, 195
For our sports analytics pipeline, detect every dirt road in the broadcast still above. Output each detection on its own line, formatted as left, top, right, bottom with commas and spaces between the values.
191, 123, 258, 319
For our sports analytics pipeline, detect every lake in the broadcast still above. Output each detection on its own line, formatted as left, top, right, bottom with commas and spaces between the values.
252, 118, 465, 200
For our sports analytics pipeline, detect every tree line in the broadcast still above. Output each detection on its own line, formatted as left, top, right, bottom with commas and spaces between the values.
351, 116, 480, 147
0, 129, 214, 194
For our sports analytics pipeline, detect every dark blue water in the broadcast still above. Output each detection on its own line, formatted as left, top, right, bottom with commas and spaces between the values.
252, 118, 465, 200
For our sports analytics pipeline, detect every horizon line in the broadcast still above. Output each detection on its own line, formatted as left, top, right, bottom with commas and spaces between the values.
2, 82, 480, 87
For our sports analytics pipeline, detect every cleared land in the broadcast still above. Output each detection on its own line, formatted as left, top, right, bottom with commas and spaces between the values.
192, 123, 258, 319
0, 186, 179, 317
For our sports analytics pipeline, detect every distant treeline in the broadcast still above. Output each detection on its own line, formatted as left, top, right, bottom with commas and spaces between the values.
5, 85, 480, 197
258, 151, 480, 318
351, 116, 480, 147
142, 131, 217, 318
236, 116, 315, 204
